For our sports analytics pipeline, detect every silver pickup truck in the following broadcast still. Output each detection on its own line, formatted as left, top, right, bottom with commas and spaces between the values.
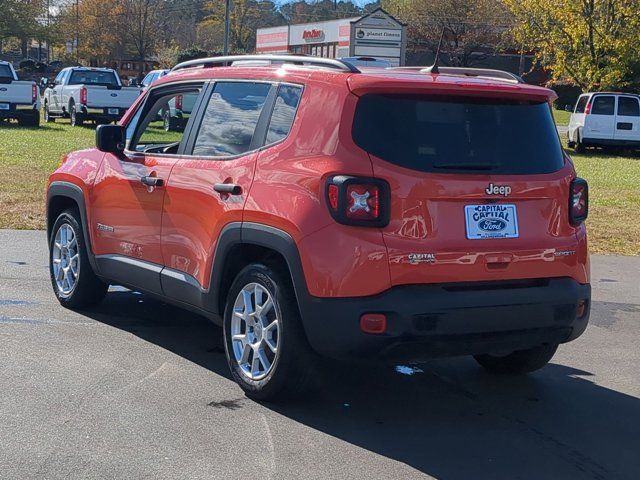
43, 67, 140, 126
0, 61, 41, 127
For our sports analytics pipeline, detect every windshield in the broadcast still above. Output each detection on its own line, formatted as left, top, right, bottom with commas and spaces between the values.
69, 70, 119, 87
353, 95, 564, 175
0, 64, 13, 79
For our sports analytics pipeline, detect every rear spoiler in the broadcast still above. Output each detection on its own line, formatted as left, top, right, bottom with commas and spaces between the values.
388, 66, 525, 84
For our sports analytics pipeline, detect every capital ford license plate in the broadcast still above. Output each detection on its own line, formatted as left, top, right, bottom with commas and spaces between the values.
108, 108, 119, 115
465, 204, 519, 240
0, 103, 9, 110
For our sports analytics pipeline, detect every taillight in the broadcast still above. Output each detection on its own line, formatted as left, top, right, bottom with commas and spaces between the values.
569, 177, 588, 226
326, 175, 390, 227
175, 94, 183, 110
584, 99, 592, 115
80, 86, 87, 105
31, 83, 37, 104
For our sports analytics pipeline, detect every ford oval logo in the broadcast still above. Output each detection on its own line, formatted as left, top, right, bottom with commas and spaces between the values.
478, 218, 507, 232
110, 93, 117, 97
0, 87, 7, 91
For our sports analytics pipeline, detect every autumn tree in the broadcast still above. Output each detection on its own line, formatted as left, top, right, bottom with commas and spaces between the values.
199, 0, 283, 53
503, 0, 640, 90
279, 0, 363, 24
383, 0, 512, 67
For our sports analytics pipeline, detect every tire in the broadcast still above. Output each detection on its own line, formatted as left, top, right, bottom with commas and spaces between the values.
44, 103, 54, 123
70, 103, 83, 127
473, 343, 559, 374
163, 111, 177, 131
49, 209, 108, 309
574, 133, 585, 153
223, 263, 316, 401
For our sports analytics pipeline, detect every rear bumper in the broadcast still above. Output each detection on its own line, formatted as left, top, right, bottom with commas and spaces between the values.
83, 106, 124, 120
0, 103, 38, 118
583, 137, 640, 148
298, 278, 591, 361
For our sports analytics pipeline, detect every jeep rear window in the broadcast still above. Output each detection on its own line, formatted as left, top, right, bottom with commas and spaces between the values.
352, 95, 565, 174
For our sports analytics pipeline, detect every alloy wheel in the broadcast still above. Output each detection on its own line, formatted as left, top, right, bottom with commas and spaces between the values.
52, 223, 80, 297
231, 283, 280, 380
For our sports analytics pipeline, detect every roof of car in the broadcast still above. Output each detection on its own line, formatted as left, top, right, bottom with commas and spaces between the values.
158, 63, 556, 102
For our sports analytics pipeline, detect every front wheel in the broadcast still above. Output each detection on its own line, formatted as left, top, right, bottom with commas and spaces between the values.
44, 103, 54, 123
473, 343, 559, 374
49, 209, 108, 309
223, 264, 315, 401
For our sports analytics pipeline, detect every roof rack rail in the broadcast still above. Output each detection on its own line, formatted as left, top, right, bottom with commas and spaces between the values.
388, 66, 524, 84
171, 54, 361, 74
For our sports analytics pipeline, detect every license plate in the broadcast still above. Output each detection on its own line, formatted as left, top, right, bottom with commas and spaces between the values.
108, 108, 119, 115
0, 103, 9, 110
465, 204, 519, 240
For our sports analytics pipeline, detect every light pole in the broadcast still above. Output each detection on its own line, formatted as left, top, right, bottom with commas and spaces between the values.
223, 0, 231, 56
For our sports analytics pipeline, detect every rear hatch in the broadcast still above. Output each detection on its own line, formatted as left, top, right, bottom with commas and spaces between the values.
350, 81, 581, 285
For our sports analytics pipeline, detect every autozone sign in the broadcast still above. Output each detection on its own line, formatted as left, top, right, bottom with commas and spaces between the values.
302, 29, 324, 42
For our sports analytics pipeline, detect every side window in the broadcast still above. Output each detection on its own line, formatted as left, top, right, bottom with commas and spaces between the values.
192, 82, 271, 157
54, 71, 65, 85
128, 86, 202, 154
591, 96, 615, 115
574, 96, 588, 114
266, 85, 302, 144
618, 97, 639, 117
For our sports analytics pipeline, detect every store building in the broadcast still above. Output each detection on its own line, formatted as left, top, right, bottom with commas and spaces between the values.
256, 8, 407, 66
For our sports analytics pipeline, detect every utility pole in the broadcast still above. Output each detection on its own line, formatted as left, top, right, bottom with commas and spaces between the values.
75, 0, 79, 64
223, 0, 231, 56
46, 0, 50, 63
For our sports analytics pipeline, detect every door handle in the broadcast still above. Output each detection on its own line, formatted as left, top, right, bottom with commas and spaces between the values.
140, 175, 164, 187
213, 183, 242, 195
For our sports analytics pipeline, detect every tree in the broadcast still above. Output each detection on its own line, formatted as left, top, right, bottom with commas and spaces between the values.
0, 0, 47, 57
382, 0, 512, 67
503, 0, 640, 90
279, 0, 362, 24
199, 0, 283, 53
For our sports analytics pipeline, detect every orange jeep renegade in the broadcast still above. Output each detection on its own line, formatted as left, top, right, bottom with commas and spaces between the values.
46, 55, 590, 400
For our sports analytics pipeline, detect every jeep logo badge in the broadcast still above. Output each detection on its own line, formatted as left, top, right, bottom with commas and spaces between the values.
485, 183, 511, 196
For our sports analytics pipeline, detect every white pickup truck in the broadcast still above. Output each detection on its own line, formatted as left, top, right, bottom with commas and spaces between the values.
0, 61, 41, 127
43, 67, 140, 126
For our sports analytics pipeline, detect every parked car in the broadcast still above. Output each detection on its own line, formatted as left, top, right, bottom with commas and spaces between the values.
140, 69, 169, 89
568, 92, 640, 152
42, 67, 140, 126
339, 56, 392, 68
46, 55, 590, 401
161, 92, 198, 131
0, 60, 40, 126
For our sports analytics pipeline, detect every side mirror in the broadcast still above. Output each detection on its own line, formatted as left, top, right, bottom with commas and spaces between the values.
96, 124, 125, 154
40, 78, 48, 88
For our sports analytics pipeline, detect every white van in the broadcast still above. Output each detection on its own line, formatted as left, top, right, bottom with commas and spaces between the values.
568, 92, 640, 151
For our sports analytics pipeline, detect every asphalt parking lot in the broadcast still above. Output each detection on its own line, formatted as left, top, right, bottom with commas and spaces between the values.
0, 229, 638, 480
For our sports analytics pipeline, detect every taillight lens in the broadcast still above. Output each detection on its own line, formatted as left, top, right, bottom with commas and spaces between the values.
584, 100, 592, 115
569, 177, 588, 226
80, 86, 87, 105
175, 94, 183, 110
32, 84, 37, 104
326, 175, 389, 227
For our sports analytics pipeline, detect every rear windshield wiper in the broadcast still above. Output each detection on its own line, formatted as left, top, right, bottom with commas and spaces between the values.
432, 162, 499, 171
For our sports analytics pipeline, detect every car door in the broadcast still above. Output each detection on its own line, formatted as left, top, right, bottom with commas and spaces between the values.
614, 95, 640, 142
569, 95, 588, 143
160, 80, 275, 300
585, 94, 616, 140
89, 82, 205, 294
50, 70, 66, 112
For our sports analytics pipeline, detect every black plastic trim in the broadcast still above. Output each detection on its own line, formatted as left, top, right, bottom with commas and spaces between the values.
95, 254, 163, 295
47, 181, 100, 275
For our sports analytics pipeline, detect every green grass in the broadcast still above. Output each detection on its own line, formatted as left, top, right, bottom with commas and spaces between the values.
1, 113, 639, 255
553, 108, 572, 126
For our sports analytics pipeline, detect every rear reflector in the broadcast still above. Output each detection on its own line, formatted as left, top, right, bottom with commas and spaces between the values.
576, 299, 588, 319
360, 313, 387, 334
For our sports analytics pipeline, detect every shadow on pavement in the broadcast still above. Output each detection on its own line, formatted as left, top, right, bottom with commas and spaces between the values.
85, 289, 640, 480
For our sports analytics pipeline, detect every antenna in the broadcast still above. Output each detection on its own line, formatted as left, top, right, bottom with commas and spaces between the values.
424, 27, 446, 74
